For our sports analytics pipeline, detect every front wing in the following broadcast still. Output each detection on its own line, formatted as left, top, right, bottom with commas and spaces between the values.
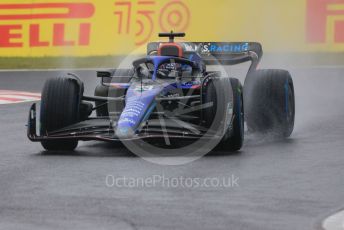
27, 104, 222, 143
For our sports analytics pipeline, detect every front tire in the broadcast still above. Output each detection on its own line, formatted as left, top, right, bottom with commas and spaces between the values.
40, 75, 82, 151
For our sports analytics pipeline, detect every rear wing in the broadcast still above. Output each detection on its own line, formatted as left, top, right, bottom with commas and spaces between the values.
147, 42, 262, 70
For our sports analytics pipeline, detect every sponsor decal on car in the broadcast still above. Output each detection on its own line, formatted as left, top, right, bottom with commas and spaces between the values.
202, 43, 249, 53
134, 85, 154, 92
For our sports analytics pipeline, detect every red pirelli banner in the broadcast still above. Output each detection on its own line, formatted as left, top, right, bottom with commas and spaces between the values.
0, 0, 343, 56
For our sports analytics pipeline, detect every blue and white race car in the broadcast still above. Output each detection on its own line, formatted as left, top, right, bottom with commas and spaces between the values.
27, 32, 295, 152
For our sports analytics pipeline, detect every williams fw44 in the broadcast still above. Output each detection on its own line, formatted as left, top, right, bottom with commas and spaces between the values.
27, 32, 295, 152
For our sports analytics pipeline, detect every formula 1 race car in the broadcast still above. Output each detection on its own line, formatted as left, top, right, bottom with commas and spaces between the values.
27, 32, 295, 152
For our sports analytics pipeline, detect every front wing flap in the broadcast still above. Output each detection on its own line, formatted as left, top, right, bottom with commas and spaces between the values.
27, 103, 221, 143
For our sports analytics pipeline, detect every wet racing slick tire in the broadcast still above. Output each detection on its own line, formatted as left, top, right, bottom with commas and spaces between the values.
203, 77, 244, 151
40, 75, 82, 151
219, 78, 244, 151
244, 69, 295, 137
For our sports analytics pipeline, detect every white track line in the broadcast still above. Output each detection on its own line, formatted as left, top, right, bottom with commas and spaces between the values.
323, 210, 344, 230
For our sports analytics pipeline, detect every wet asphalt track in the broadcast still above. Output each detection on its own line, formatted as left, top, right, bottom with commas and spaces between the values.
0, 65, 344, 230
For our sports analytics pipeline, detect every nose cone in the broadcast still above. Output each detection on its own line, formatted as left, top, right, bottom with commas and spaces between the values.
115, 81, 164, 138
115, 126, 136, 139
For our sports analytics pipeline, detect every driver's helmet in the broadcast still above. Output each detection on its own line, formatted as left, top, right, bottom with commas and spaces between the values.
157, 62, 193, 78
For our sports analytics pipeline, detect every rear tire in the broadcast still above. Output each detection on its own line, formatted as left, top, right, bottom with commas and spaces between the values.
202, 78, 218, 128
203, 76, 244, 151
40, 75, 82, 151
219, 78, 244, 151
244, 69, 295, 137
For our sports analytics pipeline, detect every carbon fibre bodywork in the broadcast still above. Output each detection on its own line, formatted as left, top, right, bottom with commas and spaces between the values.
27, 33, 260, 145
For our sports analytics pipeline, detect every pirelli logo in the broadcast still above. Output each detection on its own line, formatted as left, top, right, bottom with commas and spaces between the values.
0, 1, 190, 49
307, 0, 344, 43
0, 3, 95, 48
